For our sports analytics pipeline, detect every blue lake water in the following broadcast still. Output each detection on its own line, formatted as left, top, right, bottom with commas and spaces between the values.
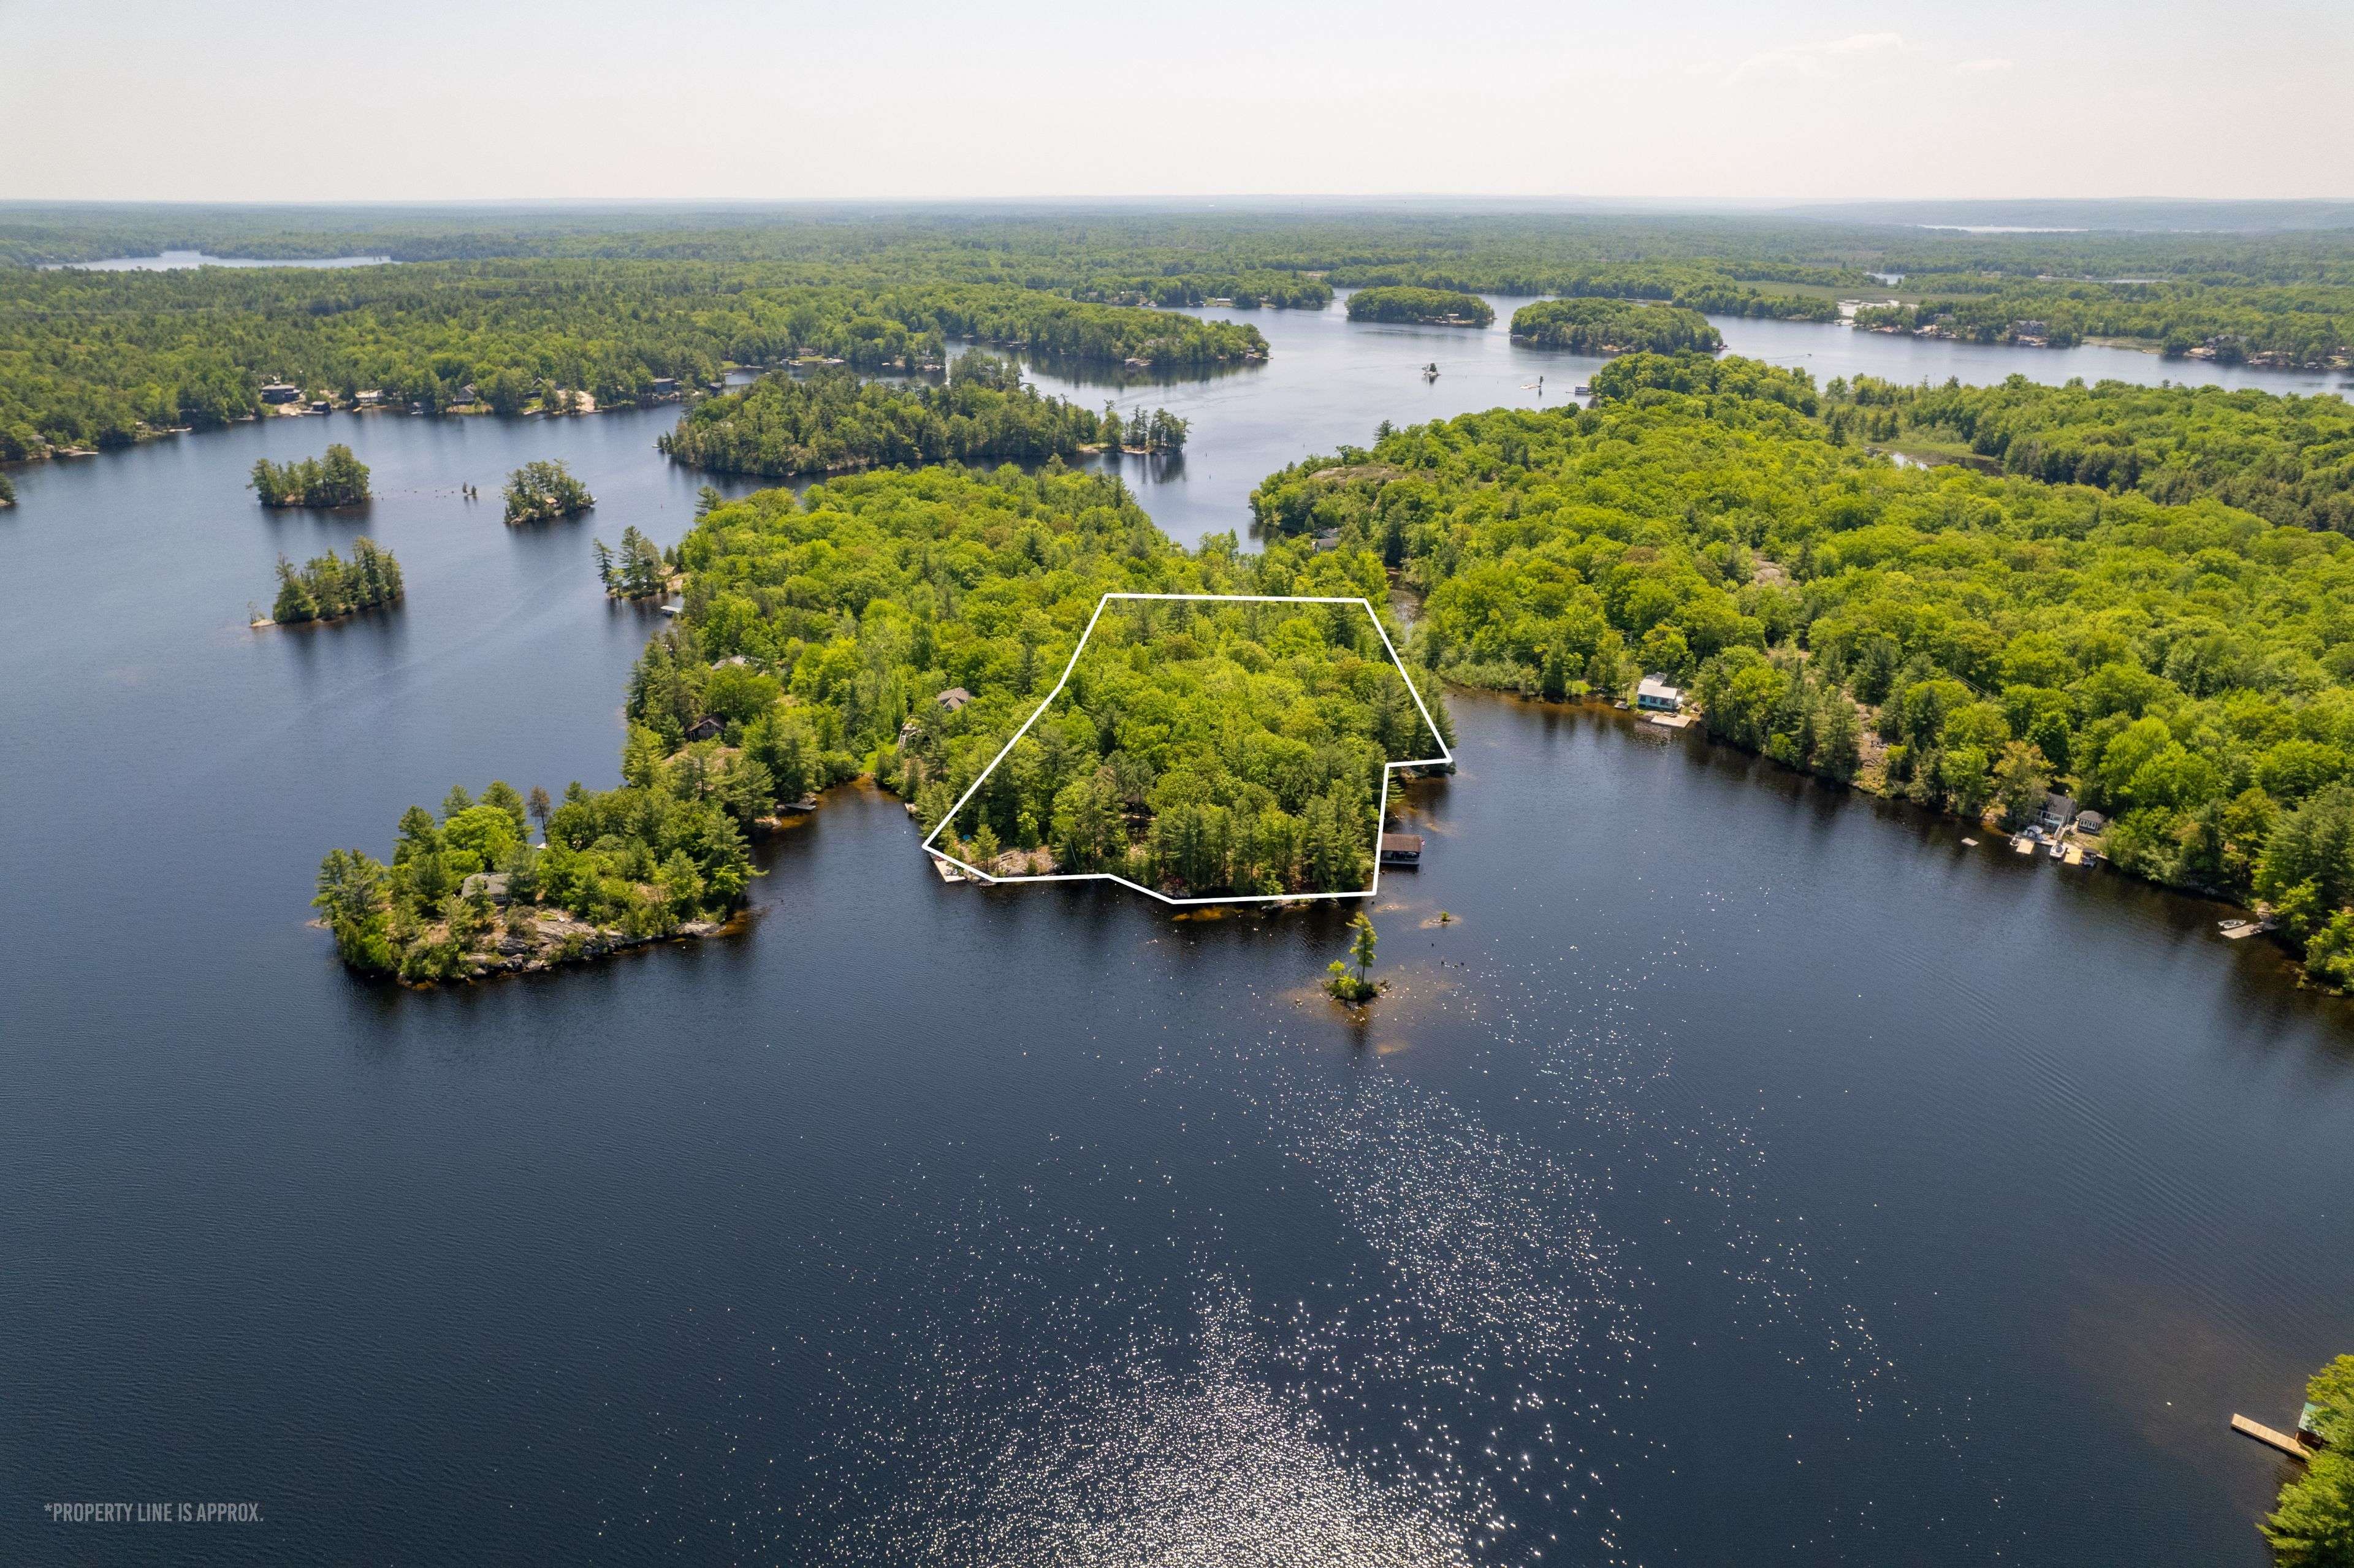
2, 305, 2350, 1564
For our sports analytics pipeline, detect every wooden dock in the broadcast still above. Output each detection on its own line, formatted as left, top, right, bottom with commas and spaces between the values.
2231, 1414, 2316, 1460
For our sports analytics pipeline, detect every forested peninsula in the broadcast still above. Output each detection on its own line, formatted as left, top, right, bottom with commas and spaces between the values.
1824, 373, 2354, 533
1346, 287, 1495, 327
0, 267, 1266, 459
1853, 281, 2353, 368
314, 465, 1446, 980
1253, 351, 2354, 989
1509, 299, 1723, 356
657, 355, 1184, 478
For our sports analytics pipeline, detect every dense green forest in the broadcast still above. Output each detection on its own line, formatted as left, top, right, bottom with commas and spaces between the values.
250, 443, 370, 507
930, 595, 1441, 894
1824, 374, 2354, 533
1509, 299, 1723, 355
1346, 287, 1495, 327
0, 264, 1265, 458
317, 464, 1444, 977
270, 537, 402, 623
1252, 351, 2354, 984
655, 354, 1164, 477
502, 460, 593, 524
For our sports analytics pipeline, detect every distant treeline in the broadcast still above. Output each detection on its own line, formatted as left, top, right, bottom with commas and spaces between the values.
1824, 374, 2354, 534
1346, 287, 1494, 327
0, 265, 1265, 459
1070, 272, 1333, 311
1510, 299, 1723, 355
13, 205, 2354, 288
251, 443, 371, 507
272, 537, 402, 623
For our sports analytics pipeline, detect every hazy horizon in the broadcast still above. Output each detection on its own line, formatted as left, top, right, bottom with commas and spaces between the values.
8, 0, 2348, 204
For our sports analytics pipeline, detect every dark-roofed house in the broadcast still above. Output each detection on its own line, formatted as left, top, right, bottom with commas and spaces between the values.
1379, 832, 1423, 866
935, 687, 972, 712
2038, 792, 2078, 835
2074, 809, 2108, 835
684, 715, 724, 742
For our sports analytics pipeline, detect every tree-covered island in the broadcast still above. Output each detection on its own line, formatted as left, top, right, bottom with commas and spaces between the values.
269, 537, 403, 625
1510, 299, 1723, 356
251, 444, 371, 508
316, 464, 1446, 980
502, 460, 594, 524
1346, 287, 1496, 327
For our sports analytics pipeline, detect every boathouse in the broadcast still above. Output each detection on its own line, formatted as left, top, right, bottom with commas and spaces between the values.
1636, 676, 1683, 714
1379, 832, 1423, 866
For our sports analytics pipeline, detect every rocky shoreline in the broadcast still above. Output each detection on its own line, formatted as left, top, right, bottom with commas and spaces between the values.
318, 907, 745, 985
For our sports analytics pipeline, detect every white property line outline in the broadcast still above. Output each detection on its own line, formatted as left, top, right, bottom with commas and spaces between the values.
920, 592, 1454, 905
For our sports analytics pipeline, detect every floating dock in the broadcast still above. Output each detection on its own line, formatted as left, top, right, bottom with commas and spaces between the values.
929, 854, 966, 884
2232, 1414, 2317, 1460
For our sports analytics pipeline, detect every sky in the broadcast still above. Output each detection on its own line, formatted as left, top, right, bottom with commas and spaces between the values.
4, 0, 2348, 203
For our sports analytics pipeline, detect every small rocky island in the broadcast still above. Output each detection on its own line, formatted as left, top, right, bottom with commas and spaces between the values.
503, 459, 595, 523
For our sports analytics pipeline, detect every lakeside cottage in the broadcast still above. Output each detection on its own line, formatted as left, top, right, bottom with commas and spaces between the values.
2038, 792, 2078, 835
259, 382, 303, 405
1636, 676, 1683, 714
684, 715, 723, 742
1379, 832, 1423, 866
